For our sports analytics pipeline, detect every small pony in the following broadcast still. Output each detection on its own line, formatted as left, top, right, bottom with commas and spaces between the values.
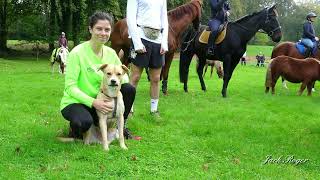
50, 47, 69, 74
202, 60, 224, 78
265, 55, 320, 96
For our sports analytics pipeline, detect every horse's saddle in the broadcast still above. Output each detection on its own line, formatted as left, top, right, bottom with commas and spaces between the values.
295, 41, 318, 57
199, 23, 227, 44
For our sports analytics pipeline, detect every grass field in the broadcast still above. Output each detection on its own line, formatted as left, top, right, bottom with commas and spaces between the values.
0, 57, 320, 179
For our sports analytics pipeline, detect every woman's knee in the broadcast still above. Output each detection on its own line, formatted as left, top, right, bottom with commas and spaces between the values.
70, 114, 93, 132
130, 72, 141, 83
121, 83, 136, 96
150, 74, 161, 83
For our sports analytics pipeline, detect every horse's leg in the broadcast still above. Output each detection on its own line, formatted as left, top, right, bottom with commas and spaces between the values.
282, 77, 289, 89
210, 65, 214, 78
60, 63, 64, 74
312, 81, 316, 92
221, 55, 233, 97
179, 51, 194, 93
298, 82, 307, 96
203, 64, 208, 78
307, 81, 313, 96
271, 74, 280, 95
51, 61, 55, 74
197, 57, 207, 91
162, 53, 174, 95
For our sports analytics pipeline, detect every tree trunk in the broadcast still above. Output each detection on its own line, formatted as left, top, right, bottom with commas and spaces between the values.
48, 0, 57, 51
0, 0, 8, 52
58, 0, 72, 37
72, 0, 83, 47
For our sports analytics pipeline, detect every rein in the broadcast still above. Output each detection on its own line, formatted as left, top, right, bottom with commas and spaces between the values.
181, 31, 198, 52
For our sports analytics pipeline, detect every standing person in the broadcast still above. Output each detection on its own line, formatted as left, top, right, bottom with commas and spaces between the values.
59, 32, 68, 49
240, 51, 246, 66
126, 0, 169, 116
60, 11, 139, 140
256, 52, 265, 67
301, 12, 319, 57
207, 0, 230, 56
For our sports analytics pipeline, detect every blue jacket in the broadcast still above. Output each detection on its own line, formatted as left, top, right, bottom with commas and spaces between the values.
210, 0, 230, 21
302, 21, 316, 40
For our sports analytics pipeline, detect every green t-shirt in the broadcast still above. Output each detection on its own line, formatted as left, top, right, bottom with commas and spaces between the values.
60, 41, 129, 110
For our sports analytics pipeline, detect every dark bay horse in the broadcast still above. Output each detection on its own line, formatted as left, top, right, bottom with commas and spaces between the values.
110, 0, 202, 95
179, 5, 282, 97
271, 41, 320, 89
265, 56, 320, 96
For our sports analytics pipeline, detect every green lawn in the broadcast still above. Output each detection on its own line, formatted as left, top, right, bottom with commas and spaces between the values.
0, 57, 320, 179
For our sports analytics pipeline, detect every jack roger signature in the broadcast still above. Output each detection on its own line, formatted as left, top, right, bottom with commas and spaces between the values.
263, 155, 309, 165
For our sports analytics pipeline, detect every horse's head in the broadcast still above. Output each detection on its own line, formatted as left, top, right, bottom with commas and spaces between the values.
59, 47, 69, 66
191, 0, 202, 30
215, 61, 224, 79
260, 5, 282, 42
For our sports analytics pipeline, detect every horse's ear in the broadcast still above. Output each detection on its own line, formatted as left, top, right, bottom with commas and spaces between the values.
269, 4, 277, 11
268, 4, 278, 16
99, 64, 108, 71
121, 65, 129, 74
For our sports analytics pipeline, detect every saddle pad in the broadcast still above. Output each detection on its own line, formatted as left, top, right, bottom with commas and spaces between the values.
295, 42, 305, 55
199, 28, 227, 44
295, 41, 317, 56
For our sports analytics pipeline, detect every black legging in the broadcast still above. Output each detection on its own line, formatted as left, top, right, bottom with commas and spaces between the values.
61, 83, 136, 138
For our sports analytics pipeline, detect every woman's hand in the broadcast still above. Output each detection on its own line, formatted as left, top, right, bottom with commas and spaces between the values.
136, 47, 147, 54
160, 47, 167, 55
92, 99, 113, 114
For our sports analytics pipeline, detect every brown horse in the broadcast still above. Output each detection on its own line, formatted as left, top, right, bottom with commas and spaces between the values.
265, 55, 320, 96
271, 41, 320, 89
110, 0, 202, 95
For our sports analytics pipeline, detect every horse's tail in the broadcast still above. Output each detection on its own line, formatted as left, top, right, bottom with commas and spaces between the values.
179, 26, 197, 83
265, 59, 273, 88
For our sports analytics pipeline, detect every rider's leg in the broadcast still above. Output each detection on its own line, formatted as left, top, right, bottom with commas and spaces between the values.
207, 19, 221, 55
301, 38, 314, 57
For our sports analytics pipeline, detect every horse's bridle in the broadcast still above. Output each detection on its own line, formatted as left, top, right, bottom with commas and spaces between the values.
234, 9, 281, 37
260, 9, 281, 37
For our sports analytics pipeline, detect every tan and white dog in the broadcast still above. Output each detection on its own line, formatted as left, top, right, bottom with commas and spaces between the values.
84, 64, 129, 151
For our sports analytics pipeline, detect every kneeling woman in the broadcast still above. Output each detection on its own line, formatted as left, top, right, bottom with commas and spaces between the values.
60, 12, 139, 140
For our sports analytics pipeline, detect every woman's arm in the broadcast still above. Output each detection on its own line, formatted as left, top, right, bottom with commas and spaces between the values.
161, 0, 169, 52
64, 52, 95, 107
126, 0, 144, 51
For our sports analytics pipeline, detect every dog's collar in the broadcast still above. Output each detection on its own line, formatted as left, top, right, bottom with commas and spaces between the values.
100, 89, 118, 118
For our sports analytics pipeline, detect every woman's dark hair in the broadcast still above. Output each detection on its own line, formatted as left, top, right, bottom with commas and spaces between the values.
89, 11, 113, 28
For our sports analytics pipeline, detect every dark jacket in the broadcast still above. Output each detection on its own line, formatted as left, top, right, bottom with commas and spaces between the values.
210, 0, 230, 21
302, 21, 316, 40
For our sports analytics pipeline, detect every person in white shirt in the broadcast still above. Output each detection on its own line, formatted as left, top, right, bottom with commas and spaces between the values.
126, 0, 169, 116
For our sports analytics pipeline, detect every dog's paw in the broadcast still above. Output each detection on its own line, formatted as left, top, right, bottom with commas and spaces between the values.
103, 145, 109, 151
120, 144, 128, 150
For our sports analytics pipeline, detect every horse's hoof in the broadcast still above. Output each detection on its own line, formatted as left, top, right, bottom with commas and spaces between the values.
163, 91, 168, 96
184, 89, 188, 92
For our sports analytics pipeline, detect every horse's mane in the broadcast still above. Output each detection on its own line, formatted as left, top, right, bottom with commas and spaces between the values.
233, 9, 266, 24
168, 0, 201, 20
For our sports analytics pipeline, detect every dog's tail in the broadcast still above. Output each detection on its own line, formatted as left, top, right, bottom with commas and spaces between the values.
56, 137, 77, 143
265, 59, 273, 93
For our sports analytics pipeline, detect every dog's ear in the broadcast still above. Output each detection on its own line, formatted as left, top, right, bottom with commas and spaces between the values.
121, 65, 129, 74
99, 64, 108, 71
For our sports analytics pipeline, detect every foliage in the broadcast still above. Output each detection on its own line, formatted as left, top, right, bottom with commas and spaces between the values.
1, 0, 320, 51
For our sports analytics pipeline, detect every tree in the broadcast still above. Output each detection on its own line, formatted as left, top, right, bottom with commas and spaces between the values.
0, 0, 8, 52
